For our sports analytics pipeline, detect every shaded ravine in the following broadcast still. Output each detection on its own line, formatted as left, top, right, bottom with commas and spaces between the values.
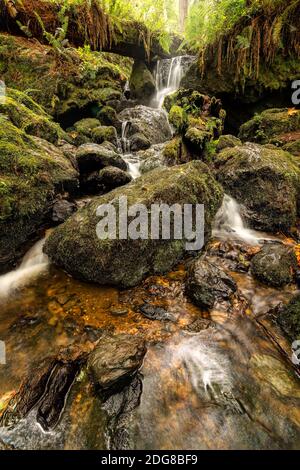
0, 57, 299, 450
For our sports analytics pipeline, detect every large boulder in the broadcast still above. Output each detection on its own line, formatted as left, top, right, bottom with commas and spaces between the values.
129, 60, 156, 104
0, 116, 79, 272
239, 109, 300, 145
185, 258, 237, 310
251, 243, 297, 287
97, 166, 132, 190
119, 106, 172, 149
44, 161, 224, 288
213, 143, 300, 232
88, 333, 146, 397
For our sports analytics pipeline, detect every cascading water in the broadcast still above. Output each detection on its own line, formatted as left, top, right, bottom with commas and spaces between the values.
0, 237, 48, 299
213, 194, 273, 245
155, 56, 184, 108
119, 120, 141, 179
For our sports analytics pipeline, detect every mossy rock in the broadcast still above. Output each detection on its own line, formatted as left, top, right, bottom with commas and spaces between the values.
169, 105, 186, 131
0, 88, 68, 144
91, 126, 118, 147
283, 139, 300, 157
239, 108, 300, 144
44, 161, 224, 288
73, 118, 101, 138
251, 243, 297, 287
0, 115, 79, 271
129, 60, 155, 103
97, 106, 120, 129
76, 143, 127, 174
0, 34, 132, 119
213, 142, 300, 232
163, 136, 191, 165
216, 135, 242, 152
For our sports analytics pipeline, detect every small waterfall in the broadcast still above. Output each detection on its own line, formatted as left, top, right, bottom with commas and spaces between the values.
0, 237, 49, 299
154, 56, 184, 109
213, 194, 270, 245
121, 121, 131, 154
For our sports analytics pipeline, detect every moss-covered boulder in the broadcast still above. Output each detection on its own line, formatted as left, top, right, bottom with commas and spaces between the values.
0, 33, 132, 122
283, 139, 300, 157
251, 243, 297, 287
98, 166, 132, 191
239, 109, 300, 144
164, 89, 225, 157
0, 116, 79, 271
73, 118, 101, 138
213, 143, 300, 232
97, 106, 120, 129
0, 88, 68, 144
129, 60, 156, 104
44, 161, 224, 288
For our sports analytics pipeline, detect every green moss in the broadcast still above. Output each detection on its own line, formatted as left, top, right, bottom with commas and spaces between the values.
91, 126, 118, 146
169, 105, 186, 131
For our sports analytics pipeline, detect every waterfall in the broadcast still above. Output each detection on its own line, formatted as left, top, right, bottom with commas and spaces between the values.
121, 121, 131, 154
213, 194, 271, 245
154, 56, 184, 109
0, 237, 49, 299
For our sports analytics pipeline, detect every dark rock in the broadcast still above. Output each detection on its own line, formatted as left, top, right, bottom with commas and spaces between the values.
129, 60, 156, 104
185, 258, 237, 310
98, 166, 132, 190
80, 171, 105, 195
52, 199, 77, 223
110, 306, 129, 317
76, 143, 127, 174
139, 304, 175, 322
275, 294, 300, 340
97, 106, 121, 129
214, 143, 300, 232
251, 243, 297, 287
44, 161, 224, 288
37, 361, 79, 431
88, 333, 146, 398
184, 318, 213, 333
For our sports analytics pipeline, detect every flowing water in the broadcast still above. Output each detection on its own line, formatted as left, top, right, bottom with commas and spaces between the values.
0, 56, 299, 450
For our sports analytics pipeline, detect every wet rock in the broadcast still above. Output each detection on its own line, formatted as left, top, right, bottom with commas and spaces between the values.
185, 258, 237, 310
239, 108, 300, 144
98, 166, 132, 190
119, 105, 172, 147
129, 60, 156, 104
184, 318, 213, 333
97, 106, 121, 130
52, 199, 77, 223
138, 144, 167, 174
110, 306, 129, 317
139, 304, 175, 322
76, 143, 127, 174
104, 374, 143, 450
44, 161, 224, 288
130, 133, 151, 151
37, 361, 79, 431
216, 135, 242, 152
214, 143, 300, 232
251, 243, 297, 287
88, 333, 146, 398
275, 294, 300, 340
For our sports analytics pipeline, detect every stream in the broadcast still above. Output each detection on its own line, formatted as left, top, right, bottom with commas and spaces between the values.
0, 57, 299, 450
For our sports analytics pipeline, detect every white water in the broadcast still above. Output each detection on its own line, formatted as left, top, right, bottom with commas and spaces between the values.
120, 120, 131, 154
0, 237, 49, 299
213, 194, 272, 245
155, 56, 184, 109
123, 154, 141, 179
